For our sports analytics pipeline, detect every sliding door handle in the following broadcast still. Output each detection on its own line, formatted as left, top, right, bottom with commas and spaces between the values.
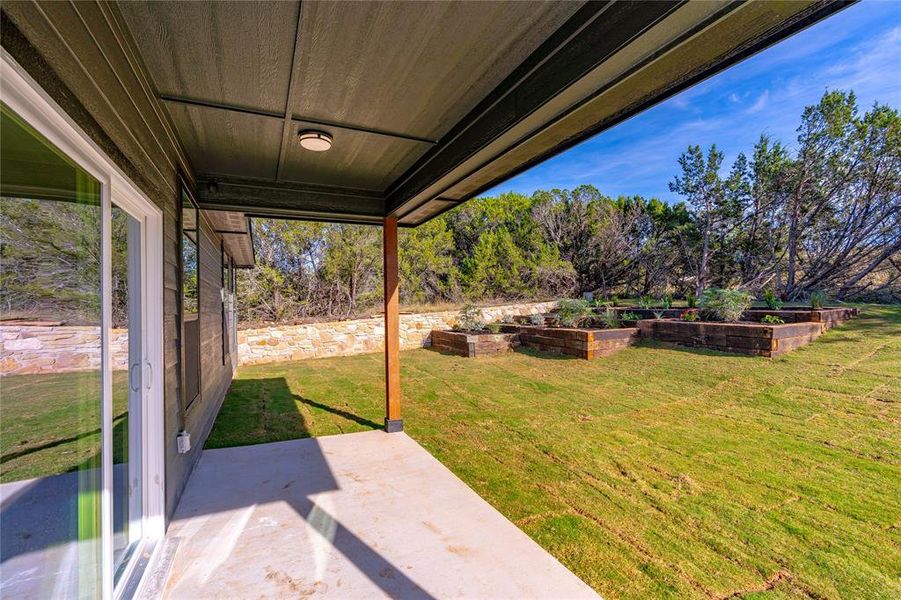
145, 361, 153, 390
130, 363, 141, 392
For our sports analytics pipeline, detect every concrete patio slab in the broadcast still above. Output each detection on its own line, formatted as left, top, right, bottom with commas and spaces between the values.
161, 430, 598, 599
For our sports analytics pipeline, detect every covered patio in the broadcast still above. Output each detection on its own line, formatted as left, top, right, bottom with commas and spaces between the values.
0, 1, 855, 598
153, 431, 596, 599
107, 0, 852, 435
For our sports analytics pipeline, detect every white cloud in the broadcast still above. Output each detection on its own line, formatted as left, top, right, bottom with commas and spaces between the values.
746, 90, 770, 113
824, 25, 901, 107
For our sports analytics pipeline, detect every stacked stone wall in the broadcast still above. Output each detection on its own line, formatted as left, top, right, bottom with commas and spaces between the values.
1, 302, 558, 373
1, 325, 128, 375
237, 301, 558, 365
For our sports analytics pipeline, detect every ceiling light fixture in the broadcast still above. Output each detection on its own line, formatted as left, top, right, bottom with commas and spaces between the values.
298, 129, 333, 151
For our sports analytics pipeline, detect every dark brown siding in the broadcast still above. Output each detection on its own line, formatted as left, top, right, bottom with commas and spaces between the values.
2, 1, 234, 519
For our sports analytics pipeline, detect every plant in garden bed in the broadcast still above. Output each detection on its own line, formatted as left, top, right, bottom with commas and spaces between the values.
597, 307, 622, 329
681, 309, 699, 322
698, 288, 754, 322
762, 288, 783, 310
685, 292, 697, 308
556, 298, 593, 327
761, 314, 785, 324
486, 321, 502, 333
621, 311, 640, 322
455, 303, 486, 332
638, 295, 654, 309
653, 310, 665, 320
809, 290, 828, 309
529, 313, 546, 326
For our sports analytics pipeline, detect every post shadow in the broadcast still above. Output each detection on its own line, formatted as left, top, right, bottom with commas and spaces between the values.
208, 377, 381, 449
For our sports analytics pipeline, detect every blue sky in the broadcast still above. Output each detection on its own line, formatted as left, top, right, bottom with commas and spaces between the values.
486, 1, 901, 202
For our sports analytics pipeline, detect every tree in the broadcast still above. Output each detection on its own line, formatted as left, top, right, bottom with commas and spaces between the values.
399, 218, 458, 304
669, 145, 726, 295
462, 228, 529, 299
319, 225, 382, 316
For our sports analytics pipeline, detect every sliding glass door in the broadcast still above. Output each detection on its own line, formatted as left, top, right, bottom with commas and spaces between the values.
1, 94, 160, 598
1, 102, 104, 599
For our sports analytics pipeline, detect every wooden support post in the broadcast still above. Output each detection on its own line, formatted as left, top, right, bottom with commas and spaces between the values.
383, 216, 403, 432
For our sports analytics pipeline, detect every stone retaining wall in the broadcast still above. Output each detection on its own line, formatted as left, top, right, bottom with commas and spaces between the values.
238, 301, 558, 365
1, 302, 558, 373
1, 325, 129, 376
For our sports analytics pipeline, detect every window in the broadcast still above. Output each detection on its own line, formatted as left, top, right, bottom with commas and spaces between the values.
220, 243, 230, 364
180, 189, 200, 408
182, 193, 198, 316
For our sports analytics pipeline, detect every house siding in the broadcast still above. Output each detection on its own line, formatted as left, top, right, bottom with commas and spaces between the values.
2, 3, 234, 520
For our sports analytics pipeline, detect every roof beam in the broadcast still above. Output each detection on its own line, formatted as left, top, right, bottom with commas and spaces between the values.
158, 94, 437, 145
385, 0, 685, 215
275, 3, 305, 180
196, 176, 385, 224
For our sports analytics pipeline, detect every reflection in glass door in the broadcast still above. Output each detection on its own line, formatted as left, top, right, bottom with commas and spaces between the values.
0, 102, 103, 598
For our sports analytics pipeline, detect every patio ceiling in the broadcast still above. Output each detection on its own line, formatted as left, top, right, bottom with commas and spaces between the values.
117, 0, 851, 227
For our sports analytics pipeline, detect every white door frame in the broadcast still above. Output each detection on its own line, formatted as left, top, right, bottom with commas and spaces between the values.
2, 51, 166, 599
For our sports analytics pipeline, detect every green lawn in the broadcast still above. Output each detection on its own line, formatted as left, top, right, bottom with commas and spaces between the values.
209, 305, 901, 599
0, 371, 128, 482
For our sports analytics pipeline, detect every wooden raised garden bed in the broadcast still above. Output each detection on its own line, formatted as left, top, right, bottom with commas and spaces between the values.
430, 330, 519, 357
502, 324, 638, 360
644, 319, 824, 357
742, 307, 857, 330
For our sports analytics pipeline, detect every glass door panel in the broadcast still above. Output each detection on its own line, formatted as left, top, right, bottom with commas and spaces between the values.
0, 102, 103, 599
110, 204, 143, 582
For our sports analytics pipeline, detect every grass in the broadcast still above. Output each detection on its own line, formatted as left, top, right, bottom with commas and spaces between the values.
1, 371, 129, 482
208, 305, 901, 599
2, 308, 895, 596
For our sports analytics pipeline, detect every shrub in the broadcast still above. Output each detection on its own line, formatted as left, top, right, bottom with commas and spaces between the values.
638, 295, 654, 309
809, 290, 828, 309
762, 288, 783, 310
556, 298, 593, 327
500, 314, 514, 324
486, 321, 502, 333
610, 294, 620, 307
698, 288, 753, 322
621, 311, 640, 321
685, 292, 697, 308
761, 314, 785, 324
659, 294, 672, 309
598, 307, 622, 329
529, 313, 546, 326
681, 309, 699, 322
457, 303, 485, 331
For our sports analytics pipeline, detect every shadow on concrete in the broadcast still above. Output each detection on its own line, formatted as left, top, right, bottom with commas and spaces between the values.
169, 377, 432, 598
169, 432, 435, 599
